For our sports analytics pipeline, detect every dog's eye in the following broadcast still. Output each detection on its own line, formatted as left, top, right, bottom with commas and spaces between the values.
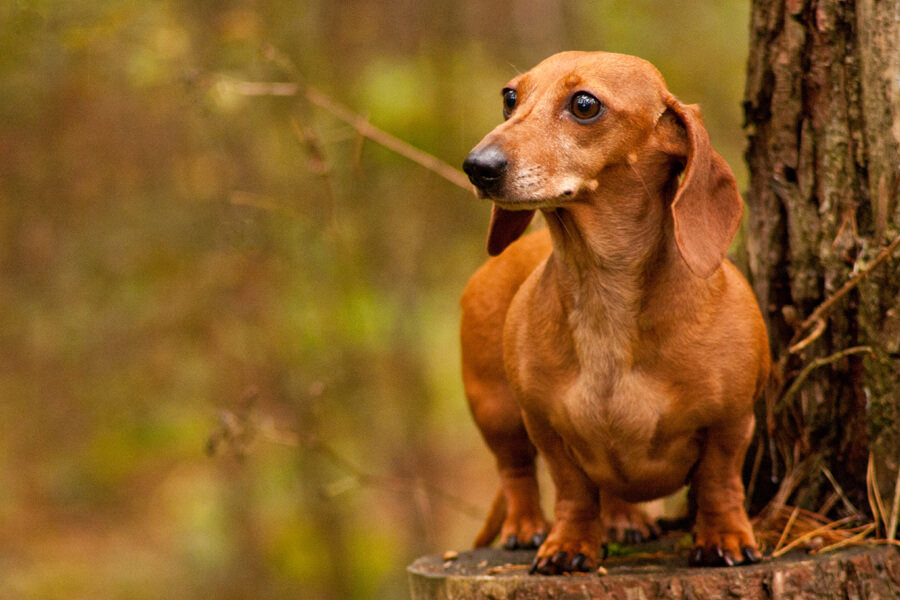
570, 92, 604, 121
502, 88, 517, 119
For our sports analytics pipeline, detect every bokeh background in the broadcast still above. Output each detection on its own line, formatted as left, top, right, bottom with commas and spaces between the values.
1, 2, 750, 598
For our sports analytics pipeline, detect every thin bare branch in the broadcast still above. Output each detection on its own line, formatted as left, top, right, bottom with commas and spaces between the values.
820, 465, 860, 516
789, 232, 900, 350
770, 515, 860, 558
778, 346, 873, 411
230, 191, 303, 219
888, 463, 900, 541
787, 317, 826, 354
302, 435, 485, 521
819, 491, 840, 517
302, 86, 472, 190
211, 407, 486, 521
762, 461, 811, 520
868, 453, 886, 537
289, 116, 338, 228
217, 75, 472, 191
813, 524, 876, 555
219, 78, 300, 96
774, 506, 801, 553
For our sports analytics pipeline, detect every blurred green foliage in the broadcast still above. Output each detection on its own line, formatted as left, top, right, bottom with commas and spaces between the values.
0, 1, 748, 598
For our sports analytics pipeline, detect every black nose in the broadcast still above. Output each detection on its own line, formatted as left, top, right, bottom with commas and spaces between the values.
462, 145, 508, 192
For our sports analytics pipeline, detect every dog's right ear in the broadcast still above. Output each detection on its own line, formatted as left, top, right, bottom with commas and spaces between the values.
486, 205, 535, 256
657, 98, 744, 279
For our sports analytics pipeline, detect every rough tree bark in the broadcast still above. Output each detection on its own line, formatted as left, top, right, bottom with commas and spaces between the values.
744, 0, 900, 515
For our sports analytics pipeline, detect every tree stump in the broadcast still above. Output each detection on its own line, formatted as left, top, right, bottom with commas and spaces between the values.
408, 537, 900, 600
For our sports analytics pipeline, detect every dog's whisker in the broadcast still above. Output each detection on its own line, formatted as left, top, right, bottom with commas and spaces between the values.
630, 161, 653, 201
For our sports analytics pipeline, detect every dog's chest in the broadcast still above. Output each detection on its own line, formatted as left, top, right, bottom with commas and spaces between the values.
557, 310, 670, 449
556, 370, 698, 495
514, 292, 674, 448
562, 371, 667, 449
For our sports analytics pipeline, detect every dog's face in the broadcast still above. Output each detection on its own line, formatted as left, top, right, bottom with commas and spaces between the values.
464, 51, 744, 279
463, 51, 670, 208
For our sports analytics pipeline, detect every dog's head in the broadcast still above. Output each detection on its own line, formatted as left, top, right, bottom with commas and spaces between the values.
463, 51, 743, 279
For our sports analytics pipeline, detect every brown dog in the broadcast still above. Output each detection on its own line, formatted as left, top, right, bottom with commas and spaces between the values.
459, 51, 770, 573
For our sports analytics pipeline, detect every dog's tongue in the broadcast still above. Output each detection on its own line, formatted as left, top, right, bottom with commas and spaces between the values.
487, 205, 535, 256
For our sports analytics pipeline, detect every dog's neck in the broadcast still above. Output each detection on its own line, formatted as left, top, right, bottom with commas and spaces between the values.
541, 160, 691, 367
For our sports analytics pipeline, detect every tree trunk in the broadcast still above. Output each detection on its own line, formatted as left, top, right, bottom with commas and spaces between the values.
743, 0, 900, 515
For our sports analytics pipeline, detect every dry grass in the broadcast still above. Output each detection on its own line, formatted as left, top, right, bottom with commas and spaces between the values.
754, 453, 900, 560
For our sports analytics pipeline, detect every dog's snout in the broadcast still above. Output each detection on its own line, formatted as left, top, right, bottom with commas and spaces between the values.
463, 146, 508, 192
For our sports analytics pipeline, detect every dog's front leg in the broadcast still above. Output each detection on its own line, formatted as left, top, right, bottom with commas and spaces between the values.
522, 413, 603, 574
689, 416, 761, 567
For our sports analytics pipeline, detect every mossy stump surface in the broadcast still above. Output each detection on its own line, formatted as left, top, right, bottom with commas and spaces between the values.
408, 535, 900, 600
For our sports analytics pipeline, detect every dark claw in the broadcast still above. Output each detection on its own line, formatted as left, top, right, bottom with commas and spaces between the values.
648, 522, 662, 540
504, 534, 519, 550
723, 550, 736, 567
706, 545, 726, 567
530, 554, 561, 575
689, 546, 705, 566
625, 529, 642, 544
571, 553, 588, 572
540, 555, 559, 575
531, 533, 547, 548
550, 550, 567, 568
742, 546, 762, 564
529, 555, 542, 574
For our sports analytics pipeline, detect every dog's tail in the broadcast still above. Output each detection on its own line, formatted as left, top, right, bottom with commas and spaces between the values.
473, 487, 506, 548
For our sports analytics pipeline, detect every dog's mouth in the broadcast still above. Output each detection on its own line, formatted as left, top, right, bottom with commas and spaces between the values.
484, 184, 582, 211
489, 197, 556, 210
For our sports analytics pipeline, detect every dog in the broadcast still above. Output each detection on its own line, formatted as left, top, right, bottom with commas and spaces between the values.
459, 51, 770, 574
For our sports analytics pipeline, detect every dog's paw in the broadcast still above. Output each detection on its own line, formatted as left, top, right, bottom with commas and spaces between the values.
602, 498, 661, 545
528, 517, 602, 575
499, 514, 550, 550
529, 541, 597, 575
689, 530, 761, 567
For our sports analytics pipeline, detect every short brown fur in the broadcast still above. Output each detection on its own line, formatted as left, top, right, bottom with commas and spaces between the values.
460, 51, 770, 573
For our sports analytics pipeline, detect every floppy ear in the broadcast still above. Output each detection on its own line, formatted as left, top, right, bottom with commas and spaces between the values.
662, 99, 744, 279
486, 205, 535, 256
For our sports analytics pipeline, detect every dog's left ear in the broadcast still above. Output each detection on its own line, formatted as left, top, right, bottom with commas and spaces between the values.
486, 205, 535, 256
659, 98, 744, 279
